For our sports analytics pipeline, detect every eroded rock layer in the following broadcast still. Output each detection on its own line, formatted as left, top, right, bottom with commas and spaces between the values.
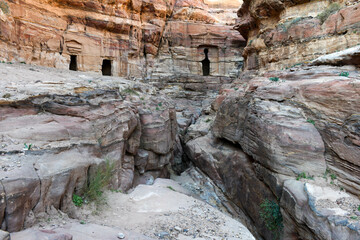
0, 63, 177, 232
185, 65, 360, 239
235, 0, 360, 71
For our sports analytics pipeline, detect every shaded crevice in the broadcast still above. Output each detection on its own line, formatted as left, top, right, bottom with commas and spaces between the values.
0, 180, 7, 231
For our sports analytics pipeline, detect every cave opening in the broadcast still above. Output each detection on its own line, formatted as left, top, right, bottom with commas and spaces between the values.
102, 59, 112, 76
69, 55, 77, 71
202, 48, 210, 76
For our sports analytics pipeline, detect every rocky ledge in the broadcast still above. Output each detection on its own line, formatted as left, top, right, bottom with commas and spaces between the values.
0, 63, 177, 232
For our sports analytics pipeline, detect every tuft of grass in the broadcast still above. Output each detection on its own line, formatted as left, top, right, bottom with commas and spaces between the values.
82, 159, 115, 207
234, 87, 239, 91
72, 194, 83, 207
269, 77, 280, 82
260, 199, 283, 239
205, 118, 211, 123
0, 0, 9, 14
350, 216, 358, 220
167, 186, 176, 191
317, 3, 341, 24
307, 118, 315, 125
296, 172, 314, 181
24, 143, 32, 150
121, 88, 139, 96
339, 72, 349, 77
156, 106, 160, 111
358, 205, 360, 211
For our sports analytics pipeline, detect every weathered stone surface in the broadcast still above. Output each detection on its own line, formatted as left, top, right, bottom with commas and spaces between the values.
281, 180, 360, 240
235, 0, 360, 70
311, 45, 360, 67
0, 64, 177, 232
185, 65, 360, 239
0, 230, 9, 240
185, 133, 277, 239
10, 222, 152, 240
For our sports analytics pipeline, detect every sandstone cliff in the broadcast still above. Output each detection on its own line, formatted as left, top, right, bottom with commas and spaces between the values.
235, 0, 360, 71
0, 0, 244, 79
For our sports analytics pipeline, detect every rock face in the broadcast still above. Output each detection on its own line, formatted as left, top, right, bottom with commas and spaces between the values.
185, 65, 360, 239
0, 63, 177, 232
235, 0, 360, 70
0, 0, 244, 79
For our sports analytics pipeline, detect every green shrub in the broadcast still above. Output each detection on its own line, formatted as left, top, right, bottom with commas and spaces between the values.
72, 194, 83, 207
339, 72, 349, 77
260, 199, 283, 239
269, 77, 280, 82
307, 118, 315, 125
317, 3, 341, 24
358, 205, 360, 211
330, 173, 337, 180
0, 1, 9, 14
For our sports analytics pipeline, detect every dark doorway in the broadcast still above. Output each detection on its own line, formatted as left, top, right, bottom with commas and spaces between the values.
69, 55, 77, 71
202, 48, 210, 76
102, 59, 112, 76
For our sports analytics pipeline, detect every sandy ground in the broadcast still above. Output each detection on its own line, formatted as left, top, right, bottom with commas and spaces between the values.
76, 178, 255, 240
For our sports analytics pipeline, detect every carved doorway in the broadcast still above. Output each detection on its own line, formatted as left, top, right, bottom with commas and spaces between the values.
69, 55, 77, 71
102, 59, 112, 76
202, 48, 210, 76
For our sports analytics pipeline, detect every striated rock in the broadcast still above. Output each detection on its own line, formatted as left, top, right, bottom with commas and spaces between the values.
0, 64, 177, 232
235, 0, 360, 70
185, 65, 360, 239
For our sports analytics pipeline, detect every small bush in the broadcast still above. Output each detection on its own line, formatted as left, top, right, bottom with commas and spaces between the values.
260, 199, 283, 239
358, 205, 360, 211
72, 194, 83, 207
317, 3, 341, 24
269, 77, 280, 82
339, 72, 349, 77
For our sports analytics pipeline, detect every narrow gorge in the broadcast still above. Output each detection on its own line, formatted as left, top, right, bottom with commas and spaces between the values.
0, 0, 359, 240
